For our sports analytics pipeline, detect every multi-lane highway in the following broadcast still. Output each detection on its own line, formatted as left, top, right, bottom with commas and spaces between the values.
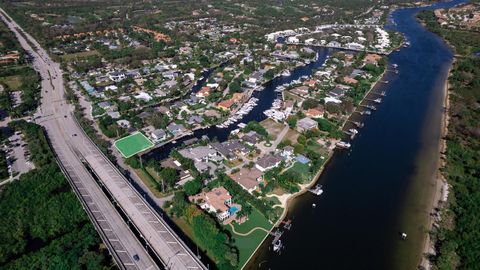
0, 8, 206, 270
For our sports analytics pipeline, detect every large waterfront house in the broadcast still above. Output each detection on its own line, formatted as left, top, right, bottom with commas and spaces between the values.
256, 154, 283, 172
189, 187, 241, 223
229, 167, 264, 193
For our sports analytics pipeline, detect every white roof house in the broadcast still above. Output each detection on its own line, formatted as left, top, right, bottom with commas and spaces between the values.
134, 92, 153, 102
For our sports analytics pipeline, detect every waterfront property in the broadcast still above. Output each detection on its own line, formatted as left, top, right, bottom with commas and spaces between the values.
188, 186, 242, 224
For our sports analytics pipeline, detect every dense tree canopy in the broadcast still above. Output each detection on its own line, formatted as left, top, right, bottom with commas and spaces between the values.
0, 121, 112, 269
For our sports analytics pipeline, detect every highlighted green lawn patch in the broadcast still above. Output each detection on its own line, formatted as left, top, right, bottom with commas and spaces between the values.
225, 207, 273, 269
114, 132, 154, 158
285, 161, 311, 183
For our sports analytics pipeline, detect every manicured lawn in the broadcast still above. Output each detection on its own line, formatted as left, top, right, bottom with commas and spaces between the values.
114, 132, 154, 158
264, 196, 281, 206
233, 207, 272, 234
305, 139, 323, 153
227, 227, 268, 269
225, 207, 273, 269
286, 161, 311, 183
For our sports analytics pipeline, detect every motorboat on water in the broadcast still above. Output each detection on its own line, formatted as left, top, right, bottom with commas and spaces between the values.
348, 128, 358, 135
282, 70, 291, 76
336, 141, 351, 149
309, 184, 323, 196
273, 240, 283, 252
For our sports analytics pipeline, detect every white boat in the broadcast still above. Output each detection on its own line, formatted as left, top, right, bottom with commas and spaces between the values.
374, 98, 382, 103
348, 128, 358, 134
309, 184, 323, 196
273, 240, 282, 252
282, 70, 291, 76
336, 141, 351, 149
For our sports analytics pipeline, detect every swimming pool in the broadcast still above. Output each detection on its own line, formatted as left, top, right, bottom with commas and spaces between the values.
229, 206, 238, 215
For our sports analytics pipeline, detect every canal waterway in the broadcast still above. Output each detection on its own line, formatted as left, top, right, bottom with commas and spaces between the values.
245, 0, 466, 269
144, 48, 331, 161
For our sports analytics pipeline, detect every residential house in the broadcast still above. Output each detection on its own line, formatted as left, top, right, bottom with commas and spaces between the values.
151, 129, 166, 142
105, 85, 118, 92
134, 92, 153, 102
107, 111, 120, 119
364, 53, 382, 65
242, 131, 261, 146
162, 70, 178, 80
189, 187, 233, 221
117, 119, 131, 129
281, 146, 294, 159
167, 122, 186, 136
211, 140, 250, 161
305, 108, 324, 119
303, 80, 317, 88
108, 71, 126, 82
229, 167, 264, 193
187, 115, 204, 125
343, 76, 358, 85
196, 86, 211, 98
327, 87, 347, 98
256, 154, 283, 172
97, 101, 112, 110
290, 86, 309, 97
179, 146, 218, 163
217, 99, 234, 111
297, 117, 318, 132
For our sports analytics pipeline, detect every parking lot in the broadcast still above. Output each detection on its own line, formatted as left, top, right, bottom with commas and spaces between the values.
4, 132, 35, 179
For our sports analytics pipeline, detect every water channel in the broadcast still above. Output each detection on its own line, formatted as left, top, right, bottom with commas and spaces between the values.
246, 0, 465, 269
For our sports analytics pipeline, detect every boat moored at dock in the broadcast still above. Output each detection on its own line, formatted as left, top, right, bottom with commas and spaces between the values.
309, 184, 324, 196
336, 141, 351, 149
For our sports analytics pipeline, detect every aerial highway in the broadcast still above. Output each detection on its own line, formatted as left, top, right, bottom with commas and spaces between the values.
0, 8, 206, 270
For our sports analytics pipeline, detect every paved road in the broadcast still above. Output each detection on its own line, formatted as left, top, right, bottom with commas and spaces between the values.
0, 9, 206, 270
0, 9, 158, 270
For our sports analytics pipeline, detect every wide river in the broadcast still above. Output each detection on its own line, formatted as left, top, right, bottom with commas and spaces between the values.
140, 0, 466, 269
244, 0, 465, 269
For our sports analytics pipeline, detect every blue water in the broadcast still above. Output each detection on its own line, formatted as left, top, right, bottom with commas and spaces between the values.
230, 206, 239, 215
245, 1, 467, 269
144, 48, 331, 161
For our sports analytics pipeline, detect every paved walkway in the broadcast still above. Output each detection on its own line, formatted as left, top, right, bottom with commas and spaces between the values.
257, 124, 290, 154
229, 223, 270, 236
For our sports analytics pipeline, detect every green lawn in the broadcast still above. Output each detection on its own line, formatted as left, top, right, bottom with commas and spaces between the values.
0, 75, 22, 90
114, 132, 154, 158
305, 139, 323, 153
91, 104, 106, 118
60, 50, 100, 61
286, 161, 311, 183
225, 207, 273, 269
